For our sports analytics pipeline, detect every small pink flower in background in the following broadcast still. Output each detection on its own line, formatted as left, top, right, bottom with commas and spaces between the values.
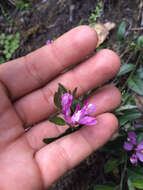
61, 93, 97, 126
123, 131, 136, 151
46, 40, 51, 45
130, 154, 138, 164
136, 142, 143, 162
124, 131, 143, 164
128, 131, 136, 145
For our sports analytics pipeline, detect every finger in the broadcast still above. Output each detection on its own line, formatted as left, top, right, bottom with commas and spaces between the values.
0, 82, 24, 145
25, 85, 121, 150
35, 113, 118, 188
0, 26, 97, 100
15, 49, 120, 126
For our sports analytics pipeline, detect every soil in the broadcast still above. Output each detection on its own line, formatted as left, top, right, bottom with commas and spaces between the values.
0, 0, 142, 189
0, 0, 140, 58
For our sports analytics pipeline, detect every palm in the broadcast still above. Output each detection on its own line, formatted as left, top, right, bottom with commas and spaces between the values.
0, 26, 121, 190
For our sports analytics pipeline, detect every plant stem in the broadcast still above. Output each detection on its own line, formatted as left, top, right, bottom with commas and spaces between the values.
120, 152, 127, 190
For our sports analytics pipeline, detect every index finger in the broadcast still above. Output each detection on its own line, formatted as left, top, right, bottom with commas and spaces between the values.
0, 26, 98, 100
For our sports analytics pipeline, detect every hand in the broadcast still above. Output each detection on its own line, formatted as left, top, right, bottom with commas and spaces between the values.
0, 26, 121, 189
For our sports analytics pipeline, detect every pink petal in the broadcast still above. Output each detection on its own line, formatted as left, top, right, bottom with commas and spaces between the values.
80, 102, 96, 117
130, 154, 138, 164
70, 104, 81, 124
75, 104, 80, 113
63, 114, 72, 124
46, 40, 51, 45
79, 116, 97, 125
71, 110, 82, 124
136, 141, 143, 162
123, 142, 133, 151
79, 101, 88, 118
136, 152, 143, 162
128, 131, 136, 145
137, 141, 143, 150
61, 93, 73, 115
86, 104, 96, 114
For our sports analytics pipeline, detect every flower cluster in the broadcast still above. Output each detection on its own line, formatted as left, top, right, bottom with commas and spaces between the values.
124, 131, 143, 164
61, 93, 97, 127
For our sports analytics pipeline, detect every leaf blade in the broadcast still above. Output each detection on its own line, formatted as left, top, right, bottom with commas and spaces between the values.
117, 64, 135, 77
128, 75, 143, 95
117, 21, 126, 41
49, 116, 67, 126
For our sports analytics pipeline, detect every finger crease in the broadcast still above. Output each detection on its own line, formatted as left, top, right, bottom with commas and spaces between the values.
40, 87, 54, 109
58, 142, 73, 171
70, 69, 86, 96
23, 55, 44, 87
50, 43, 67, 70
80, 129, 94, 153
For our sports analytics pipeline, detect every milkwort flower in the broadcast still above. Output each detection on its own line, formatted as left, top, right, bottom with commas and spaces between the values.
124, 131, 143, 164
61, 93, 97, 127
123, 131, 136, 151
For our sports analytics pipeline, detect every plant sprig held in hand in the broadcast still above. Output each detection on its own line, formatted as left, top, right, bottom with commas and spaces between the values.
43, 84, 97, 144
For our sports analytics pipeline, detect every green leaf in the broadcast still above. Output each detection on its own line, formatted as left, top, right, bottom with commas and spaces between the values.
93, 185, 116, 190
6, 53, 12, 60
118, 109, 141, 126
54, 92, 62, 109
72, 87, 77, 98
132, 179, 143, 189
116, 105, 137, 112
128, 167, 143, 180
135, 35, 143, 53
104, 158, 118, 173
0, 56, 5, 64
121, 92, 136, 105
100, 136, 125, 153
117, 64, 135, 76
137, 67, 143, 79
127, 179, 135, 190
4, 44, 9, 50
0, 33, 5, 40
16, 32, 20, 39
128, 75, 143, 95
113, 167, 119, 174
7, 34, 13, 41
3, 50, 9, 55
117, 21, 126, 41
0, 39, 4, 45
70, 99, 82, 114
58, 83, 67, 94
136, 131, 143, 144
49, 116, 66, 126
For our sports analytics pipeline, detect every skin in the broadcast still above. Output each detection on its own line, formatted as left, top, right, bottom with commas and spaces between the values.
0, 26, 121, 189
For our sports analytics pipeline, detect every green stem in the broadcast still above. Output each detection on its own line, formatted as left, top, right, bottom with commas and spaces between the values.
120, 152, 127, 190
43, 125, 82, 144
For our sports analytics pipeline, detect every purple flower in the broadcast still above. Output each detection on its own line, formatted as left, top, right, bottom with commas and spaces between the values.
124, 131, 136, 151
61, 93, 97, 126
128, 131, 136, 145
136, 142, 143, 162
124, 131, 143, 164
46, 40, 51, 45
124, 142, 134, 151
61, 93, 73, 116
130, 154, 138, 164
